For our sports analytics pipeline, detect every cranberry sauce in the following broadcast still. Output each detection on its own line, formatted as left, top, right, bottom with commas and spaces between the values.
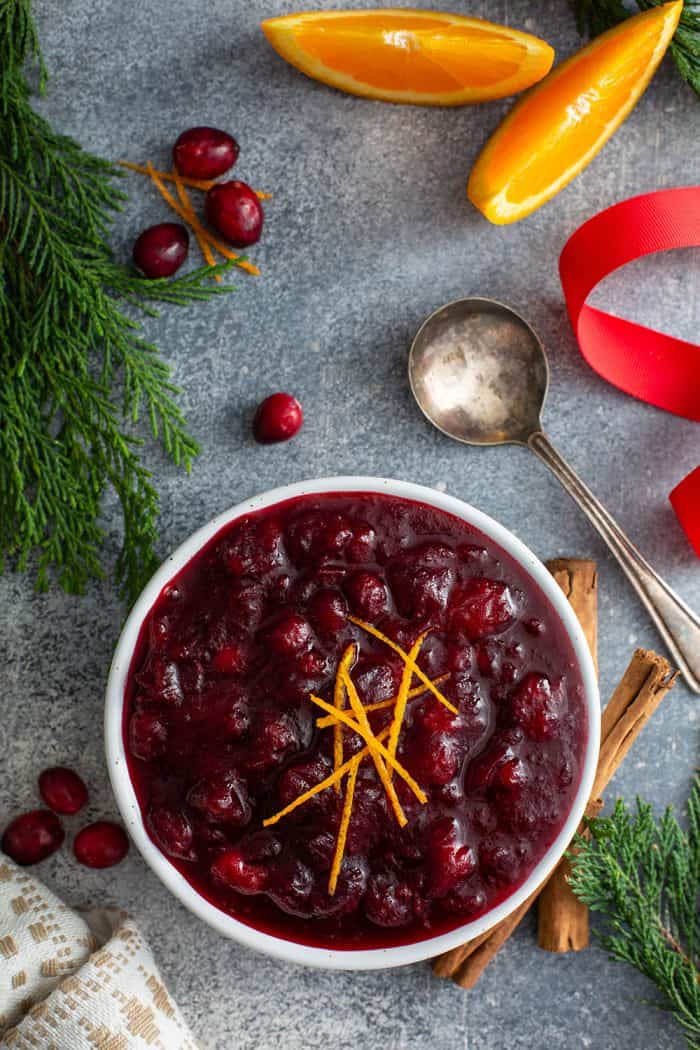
123, 492, 587, 949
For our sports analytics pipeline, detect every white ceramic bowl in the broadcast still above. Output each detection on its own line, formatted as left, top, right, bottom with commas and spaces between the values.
105, 476, 599, 970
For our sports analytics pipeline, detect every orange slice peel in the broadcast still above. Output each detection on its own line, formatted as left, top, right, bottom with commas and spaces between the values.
468, 0, 683, 224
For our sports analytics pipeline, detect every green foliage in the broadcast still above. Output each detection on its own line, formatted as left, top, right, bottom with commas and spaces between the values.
569, 778, 700, 1048
572, 0, 700, 95
0, 0, 237, 602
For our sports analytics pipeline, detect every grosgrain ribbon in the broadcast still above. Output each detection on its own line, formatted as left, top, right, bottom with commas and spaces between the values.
559, 187, 700, 556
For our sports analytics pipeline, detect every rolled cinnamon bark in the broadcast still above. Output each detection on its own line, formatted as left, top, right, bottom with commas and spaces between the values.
537, 558, 598, 952
433, 626, 677, 985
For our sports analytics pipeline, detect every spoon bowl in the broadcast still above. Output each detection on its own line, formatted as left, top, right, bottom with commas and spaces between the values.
408, 295, 700, 694
409, 297, 548, 446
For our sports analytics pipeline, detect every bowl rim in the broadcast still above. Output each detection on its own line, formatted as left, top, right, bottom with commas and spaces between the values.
105, 475, 600, 970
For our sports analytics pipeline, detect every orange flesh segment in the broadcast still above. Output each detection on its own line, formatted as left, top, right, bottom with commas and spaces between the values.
262, 10, 554, 105
468, 0, 683, 222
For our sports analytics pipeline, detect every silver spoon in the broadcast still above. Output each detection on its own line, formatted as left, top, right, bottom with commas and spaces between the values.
408, 296, 700, 694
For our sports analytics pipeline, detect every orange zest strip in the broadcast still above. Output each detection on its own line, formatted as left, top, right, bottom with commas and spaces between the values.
119, 161, 271, 199
315, 673, 449, 729
328, 755, 359, 896
387, 631, 427, 779
312, 689, 427, 808
333, 645, 355, 795
145, 164, 261, 277
348, 616, 458, 715
262, 725, 392, 827
173, 173, 220, 281
329, 679, 406, 828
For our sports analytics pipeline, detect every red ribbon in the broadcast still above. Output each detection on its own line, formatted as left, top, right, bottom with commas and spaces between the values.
559, 187, 700, 556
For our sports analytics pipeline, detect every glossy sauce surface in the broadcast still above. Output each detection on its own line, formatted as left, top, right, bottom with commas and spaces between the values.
124, 493, 587, 948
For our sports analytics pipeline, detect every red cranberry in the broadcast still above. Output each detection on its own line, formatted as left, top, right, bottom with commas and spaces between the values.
173, 126, 239, 179
147, 805, 194, 860
253, 393, 303, 444
308, 589, 348, 634
129, 709, 168, 761
73, 821, 129, 868
2, 810, 65, 865
511, 672, 560, 740
211, 847, 269, 894
205, 180, 263, 247
365, 874, 415, 927
427, 817, 476, 897
345, 571, 387, 620
266, 612, 312, 657
133, 223, 189, 279
187, 772, 251, 826
38, 767, 88, 815
225, 518, 284, 576
212, 639, 249, 675
347, 522, 376, 563
449, 578, 515, 639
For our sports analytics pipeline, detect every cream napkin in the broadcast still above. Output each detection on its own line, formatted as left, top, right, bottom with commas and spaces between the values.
0, 854, 198, 1049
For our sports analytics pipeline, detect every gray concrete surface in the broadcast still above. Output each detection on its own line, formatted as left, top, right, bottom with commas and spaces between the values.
2, 1, 699, 1046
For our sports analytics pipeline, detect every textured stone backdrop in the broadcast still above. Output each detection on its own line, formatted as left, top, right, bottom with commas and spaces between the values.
1, 1, 698, 1046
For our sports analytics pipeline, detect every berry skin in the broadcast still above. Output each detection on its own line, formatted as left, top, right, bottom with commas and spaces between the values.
129, 709, 169, 761
173, 126, 239, 179
449, 578, 515, 639
133, 223, 189, 278
211, 848, 269, 894
73, 821, 129, 868
147, 805, 194, 860
2, 810, 65, 865
253, 393, 303, 444
38, 767, 88, 815
205, 180, 263, 247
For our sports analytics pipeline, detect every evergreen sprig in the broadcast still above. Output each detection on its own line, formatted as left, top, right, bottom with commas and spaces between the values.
572, 0, 700, 95
568, 777, 700, 1048
0, 0, 237, 602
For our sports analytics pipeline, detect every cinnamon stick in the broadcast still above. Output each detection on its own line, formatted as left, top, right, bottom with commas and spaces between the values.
433, 647, 678, 987
537, 558, 598, 952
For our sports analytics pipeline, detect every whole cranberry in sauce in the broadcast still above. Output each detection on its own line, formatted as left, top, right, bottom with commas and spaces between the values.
133, 223, 189, 279
2, 809, 65, 865
253, 393, 303, 444
74, 821, 129, 869
39, 767, 88, 815
123, 492, 587, 951
205, 181, 263, 247
173, 126, 239, 180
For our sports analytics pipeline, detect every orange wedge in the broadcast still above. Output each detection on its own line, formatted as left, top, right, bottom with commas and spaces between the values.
261, 9, 554, 106
468, 0, 683, 224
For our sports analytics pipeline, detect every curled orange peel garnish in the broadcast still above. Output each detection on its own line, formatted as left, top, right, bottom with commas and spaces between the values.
328, 754, 360, 896
348, 616, 458, 715
332, 644, 354, 794
310, 690, 427, 811
315, 673, 449, 728
262, 725, 392, 827
387, 631, 429, 780
119, 161, 271, 199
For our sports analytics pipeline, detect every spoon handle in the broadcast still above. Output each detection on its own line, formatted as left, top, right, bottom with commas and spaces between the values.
529, 430, 700, 694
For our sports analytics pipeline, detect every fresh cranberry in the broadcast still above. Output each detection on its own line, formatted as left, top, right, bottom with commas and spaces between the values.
2, 810, 65, 865
253, 393, 303, 444
211, 847, 269, 894
408, 731, 462, 785
511, 673, 560, 740
345, 571, 387, 620
73, 821, 129, 868
173, 126, 239, 179
308, 588, 348, 634
129, 709, 168, 760
346, 522, 376, 563
225, 518, 284, 577
133, 223, 189, 279
205, 180, 263, 247
266, 612, 312, 657
449, 578, 516, 639
38, 767, 88, 815
147, 806, 194, 860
